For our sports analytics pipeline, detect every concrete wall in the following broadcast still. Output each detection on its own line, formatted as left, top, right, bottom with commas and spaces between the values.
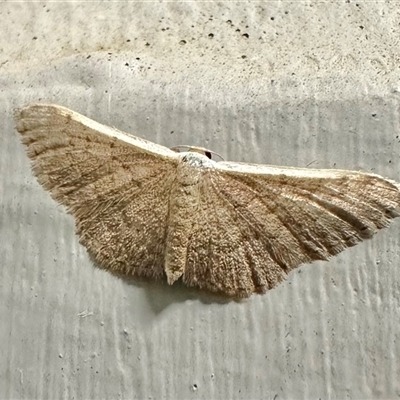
1, 2, 400, 399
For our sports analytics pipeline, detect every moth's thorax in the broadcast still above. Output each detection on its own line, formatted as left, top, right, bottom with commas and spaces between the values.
176, 152, 213, 187
180, 152, 215, 169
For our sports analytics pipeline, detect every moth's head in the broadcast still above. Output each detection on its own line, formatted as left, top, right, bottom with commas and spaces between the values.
171, 145, 224, 161
176, 150, 215, 169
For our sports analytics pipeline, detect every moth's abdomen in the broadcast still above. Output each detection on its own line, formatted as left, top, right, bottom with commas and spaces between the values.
164, 154, 206, 284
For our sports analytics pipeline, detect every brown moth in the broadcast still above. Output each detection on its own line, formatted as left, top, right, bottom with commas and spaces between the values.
15, 104, 400, 298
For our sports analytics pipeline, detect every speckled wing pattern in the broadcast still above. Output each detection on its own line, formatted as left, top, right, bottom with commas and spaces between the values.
16, 104, 400, 298
184, 163, 400, 297
16, 104, 178, 279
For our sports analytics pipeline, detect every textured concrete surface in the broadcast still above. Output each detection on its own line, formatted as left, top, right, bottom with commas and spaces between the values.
1, 2, 400, 399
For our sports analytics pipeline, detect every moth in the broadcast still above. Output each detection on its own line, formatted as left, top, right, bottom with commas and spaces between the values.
15, 104, 400, 298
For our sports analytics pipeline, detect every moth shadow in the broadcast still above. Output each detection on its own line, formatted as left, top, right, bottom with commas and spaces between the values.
128, 277, 238, 313
90, 253, 240, 313
117, 274, 240, 313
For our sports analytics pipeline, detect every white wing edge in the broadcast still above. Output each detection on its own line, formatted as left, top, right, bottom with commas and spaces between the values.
18, 103, 179, 160
217, 160, 400, 186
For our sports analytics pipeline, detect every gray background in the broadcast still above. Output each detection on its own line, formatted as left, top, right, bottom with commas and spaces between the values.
1, 2, 400, 399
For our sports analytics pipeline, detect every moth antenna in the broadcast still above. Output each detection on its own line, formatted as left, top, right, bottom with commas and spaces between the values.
171, 145, 224, 161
